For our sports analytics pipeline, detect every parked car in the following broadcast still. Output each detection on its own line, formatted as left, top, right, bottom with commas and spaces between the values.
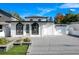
67, 24, 79, 36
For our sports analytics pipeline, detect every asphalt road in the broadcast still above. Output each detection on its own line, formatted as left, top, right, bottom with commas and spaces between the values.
27, 35, 79, 55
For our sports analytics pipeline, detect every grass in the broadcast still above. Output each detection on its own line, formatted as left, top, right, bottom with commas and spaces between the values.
0, 45, 29, 55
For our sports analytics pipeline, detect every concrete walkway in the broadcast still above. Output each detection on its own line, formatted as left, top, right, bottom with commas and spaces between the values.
27, 35, 79, 55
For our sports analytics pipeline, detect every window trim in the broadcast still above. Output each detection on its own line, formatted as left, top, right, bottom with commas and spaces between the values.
38, 19, 41, 21
16, 22, 23, 35
26, 24, 29, 33
0, 25, 2, 32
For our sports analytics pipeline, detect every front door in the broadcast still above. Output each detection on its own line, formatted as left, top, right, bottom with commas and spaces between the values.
5, 25, 11, 37
31, 22, 39, 35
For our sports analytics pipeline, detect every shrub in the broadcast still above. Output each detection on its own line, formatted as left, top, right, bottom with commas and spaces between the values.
23, 38, 31, 42
0, 38, 9, 45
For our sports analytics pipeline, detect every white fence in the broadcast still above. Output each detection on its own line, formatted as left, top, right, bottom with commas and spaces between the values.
55, 24, 79, 36
55, 24, 68, 35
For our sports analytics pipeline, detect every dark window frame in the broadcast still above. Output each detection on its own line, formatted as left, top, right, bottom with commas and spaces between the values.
0, 25, 2, 32
31, 22, 39, 35
26, 24, 29, 33
16, 22, 23, 35
30, 19, 33, 21
38, 19, 41, 21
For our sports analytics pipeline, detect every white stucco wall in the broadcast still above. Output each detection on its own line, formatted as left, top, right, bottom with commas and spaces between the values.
54, 24, 68, 35
10, 22, 54, 37
42, 23, 54, 36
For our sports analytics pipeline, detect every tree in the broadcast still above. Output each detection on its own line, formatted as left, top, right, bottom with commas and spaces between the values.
61, 13, 79, 24
54, 12, 79, 24
54, 13, 64, 24
1, 9, 23, 21
11, 12, 23, 21
75, 14, 79, 21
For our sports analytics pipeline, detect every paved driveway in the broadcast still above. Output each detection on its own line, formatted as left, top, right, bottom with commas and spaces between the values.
27, 35, 79, 55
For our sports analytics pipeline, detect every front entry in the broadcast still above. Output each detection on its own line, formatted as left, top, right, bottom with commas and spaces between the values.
5, 25, 11, 37
31, 22, 39, 35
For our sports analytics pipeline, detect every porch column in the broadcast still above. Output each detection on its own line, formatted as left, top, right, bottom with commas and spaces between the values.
23, 23, 26, 36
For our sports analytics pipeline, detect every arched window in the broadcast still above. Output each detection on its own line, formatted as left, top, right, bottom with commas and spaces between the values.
30, 19, 33, 21
16, 22, 23, 35
38, 19, 41, 21
26, 24, 29, 33
31, 22, 39, 35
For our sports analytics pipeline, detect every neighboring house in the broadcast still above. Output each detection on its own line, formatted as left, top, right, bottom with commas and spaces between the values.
0, 9, 17, 37
67, 22, 79, 36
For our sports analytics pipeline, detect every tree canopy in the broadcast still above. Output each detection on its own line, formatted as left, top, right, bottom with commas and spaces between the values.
11, 12, 23, 21
54, 12, 79, 24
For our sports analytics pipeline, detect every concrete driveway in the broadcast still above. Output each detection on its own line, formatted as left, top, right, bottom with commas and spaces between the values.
27, 35, 79, 55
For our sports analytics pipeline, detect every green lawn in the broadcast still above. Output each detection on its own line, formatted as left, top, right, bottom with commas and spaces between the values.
0, 45, 29, 55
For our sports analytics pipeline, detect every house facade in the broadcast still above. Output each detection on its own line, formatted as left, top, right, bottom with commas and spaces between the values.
7, 16, 55, 37
0, 9, 62, 37
0, 9, 17, 37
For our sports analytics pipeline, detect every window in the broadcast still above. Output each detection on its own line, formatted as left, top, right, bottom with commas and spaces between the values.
38, 19, 41, 21
16, 22, 23, 35
0, 25, 2, 32
0, 14, 2, 18
0, 16, 2, 17
31, 22, 39, 35
30, 19, 33, 21
26, 24, 29, 33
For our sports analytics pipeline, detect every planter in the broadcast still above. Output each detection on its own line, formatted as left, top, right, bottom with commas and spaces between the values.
0, 40, 16, 52
13, 38, 31, 45
14, 42, 31, 46
13, 39, 22, 45
22, 42, 31, 45
13, 42, 22, 45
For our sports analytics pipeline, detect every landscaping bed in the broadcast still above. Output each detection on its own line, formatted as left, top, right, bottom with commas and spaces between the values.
0, 38, 14, 52
14, 37, 31, 45
0, 37, 31, 55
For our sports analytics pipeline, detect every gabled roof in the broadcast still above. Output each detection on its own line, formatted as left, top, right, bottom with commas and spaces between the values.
0, 9, 12, 17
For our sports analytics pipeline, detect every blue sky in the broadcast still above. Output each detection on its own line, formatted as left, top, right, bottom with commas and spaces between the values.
0, 3, 79, 19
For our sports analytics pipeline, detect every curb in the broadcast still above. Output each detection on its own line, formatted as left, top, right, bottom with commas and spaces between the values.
26, 43, 32, 55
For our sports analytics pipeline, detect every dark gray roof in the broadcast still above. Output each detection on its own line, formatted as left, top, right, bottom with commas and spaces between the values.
0, 9, 12, 17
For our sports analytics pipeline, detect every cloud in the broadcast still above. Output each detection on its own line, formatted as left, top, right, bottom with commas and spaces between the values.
36, 8, 55, 16
70, 9, 76, 11
21, 8, 55, 17
60, 3, 79, 8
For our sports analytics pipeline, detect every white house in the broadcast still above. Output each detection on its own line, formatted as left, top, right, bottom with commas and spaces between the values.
0, 9, 63, 37
7, 16, 55, 37
0, 9, 17, 37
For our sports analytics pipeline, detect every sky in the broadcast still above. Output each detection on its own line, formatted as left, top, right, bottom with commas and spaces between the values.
0, 3, 79, 19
